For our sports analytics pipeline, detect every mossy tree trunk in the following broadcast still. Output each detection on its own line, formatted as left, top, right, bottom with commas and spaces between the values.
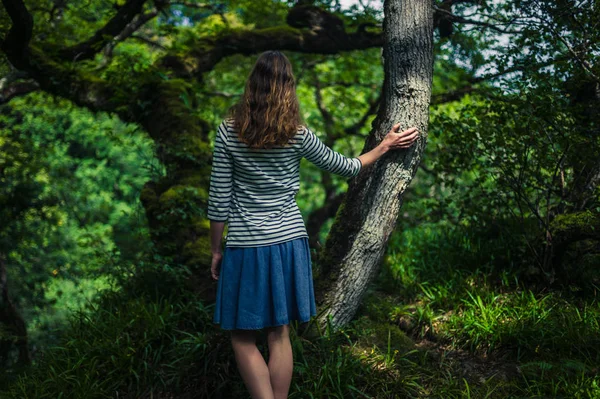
135, 79, 217, 296
312, 0, 435, 331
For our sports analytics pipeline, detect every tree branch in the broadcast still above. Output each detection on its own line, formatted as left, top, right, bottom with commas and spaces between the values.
0, 79, 39, 104
130, 34, 168, 50
0, 0, 129, 117
158, 7, 383, 80
318, 80, 379, 89
313, 76, 335, 132
545, 24, 599, 83
1, 2, 384, 124
205, 90, 240, 98
94, 8, 160, 70
431, 85, 479, 104
0, 0, 33, 69
431, 55, 571, 105
343, 93, 380, 137
432, 4, 522, 34
57, 0, 149, 62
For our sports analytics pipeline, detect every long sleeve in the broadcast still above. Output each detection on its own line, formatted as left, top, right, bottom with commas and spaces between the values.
300, 127, 362, 178
207, 121, 233, 222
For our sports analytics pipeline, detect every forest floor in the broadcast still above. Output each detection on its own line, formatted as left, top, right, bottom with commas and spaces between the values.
348, 282, 600, 398
1, 266, 597, 398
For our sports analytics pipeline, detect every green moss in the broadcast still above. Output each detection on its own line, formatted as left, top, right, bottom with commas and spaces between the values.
357, 289, 400, 324
255, 25, 302, 37
140, 79, 203, 138
177, 173, 206, 188
352, 292, 416, 356
189, 40, 215, 55
28, 46, 135, 117
197, 165, 213, 179
172, 134, 212, 159
159, 184, 208, 206
192, 217, 211, 233
221, 25, 302, 43
354, 319, 415, 355
159, 185, 183, 204
550, 210, 600, 243
183, 236, 212, 266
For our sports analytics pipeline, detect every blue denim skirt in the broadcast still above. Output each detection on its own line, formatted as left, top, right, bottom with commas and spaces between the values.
213, 237, 318, 330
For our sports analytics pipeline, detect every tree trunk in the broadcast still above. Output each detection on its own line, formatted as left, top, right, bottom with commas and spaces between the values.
135, 79, 217, 299
0, 253, 31, 367
564, 75, 600, 212
306, 190, 344, 249
312, 0, 434, 331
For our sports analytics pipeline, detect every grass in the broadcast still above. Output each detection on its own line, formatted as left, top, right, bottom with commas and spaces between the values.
1, 291, 221, 398
373, 221, 600, 398
1, 221, 599, 398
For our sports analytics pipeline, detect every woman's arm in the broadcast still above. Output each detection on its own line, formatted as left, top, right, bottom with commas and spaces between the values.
207, 121, 233, 222
300, 124, 420, 178
207, 120, 233, 280
301, 127, 363, 178
357, 124, 419, 168
210, 221, 226, 255
210, 220, 225, 280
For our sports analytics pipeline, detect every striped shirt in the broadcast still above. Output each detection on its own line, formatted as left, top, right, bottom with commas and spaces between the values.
207, 118, 362, 248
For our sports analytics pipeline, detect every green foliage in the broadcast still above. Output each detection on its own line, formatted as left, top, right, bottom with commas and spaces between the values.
423, 0, 600, 279
0, 91, 156, 361
1, 0, 599, 397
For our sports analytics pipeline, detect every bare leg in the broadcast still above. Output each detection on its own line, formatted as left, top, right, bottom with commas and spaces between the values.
266, 324, 293, 399
231, 329, 275, 399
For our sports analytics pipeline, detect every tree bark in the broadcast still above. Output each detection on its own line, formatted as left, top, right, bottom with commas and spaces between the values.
312, 0, 434, 331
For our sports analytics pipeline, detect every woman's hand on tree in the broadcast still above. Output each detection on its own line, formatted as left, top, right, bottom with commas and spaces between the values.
358, 123, 420, 168
382, 123, 419, 151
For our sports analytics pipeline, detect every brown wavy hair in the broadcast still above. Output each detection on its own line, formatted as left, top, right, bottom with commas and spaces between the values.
227, 51, 304, 149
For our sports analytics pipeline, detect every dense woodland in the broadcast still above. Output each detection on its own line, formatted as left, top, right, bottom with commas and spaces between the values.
0, 0, 599, 397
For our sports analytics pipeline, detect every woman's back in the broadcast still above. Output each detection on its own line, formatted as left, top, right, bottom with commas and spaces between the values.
207, 118, 362, 248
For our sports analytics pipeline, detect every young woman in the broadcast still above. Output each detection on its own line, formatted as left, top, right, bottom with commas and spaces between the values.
208, 50, 419, 399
